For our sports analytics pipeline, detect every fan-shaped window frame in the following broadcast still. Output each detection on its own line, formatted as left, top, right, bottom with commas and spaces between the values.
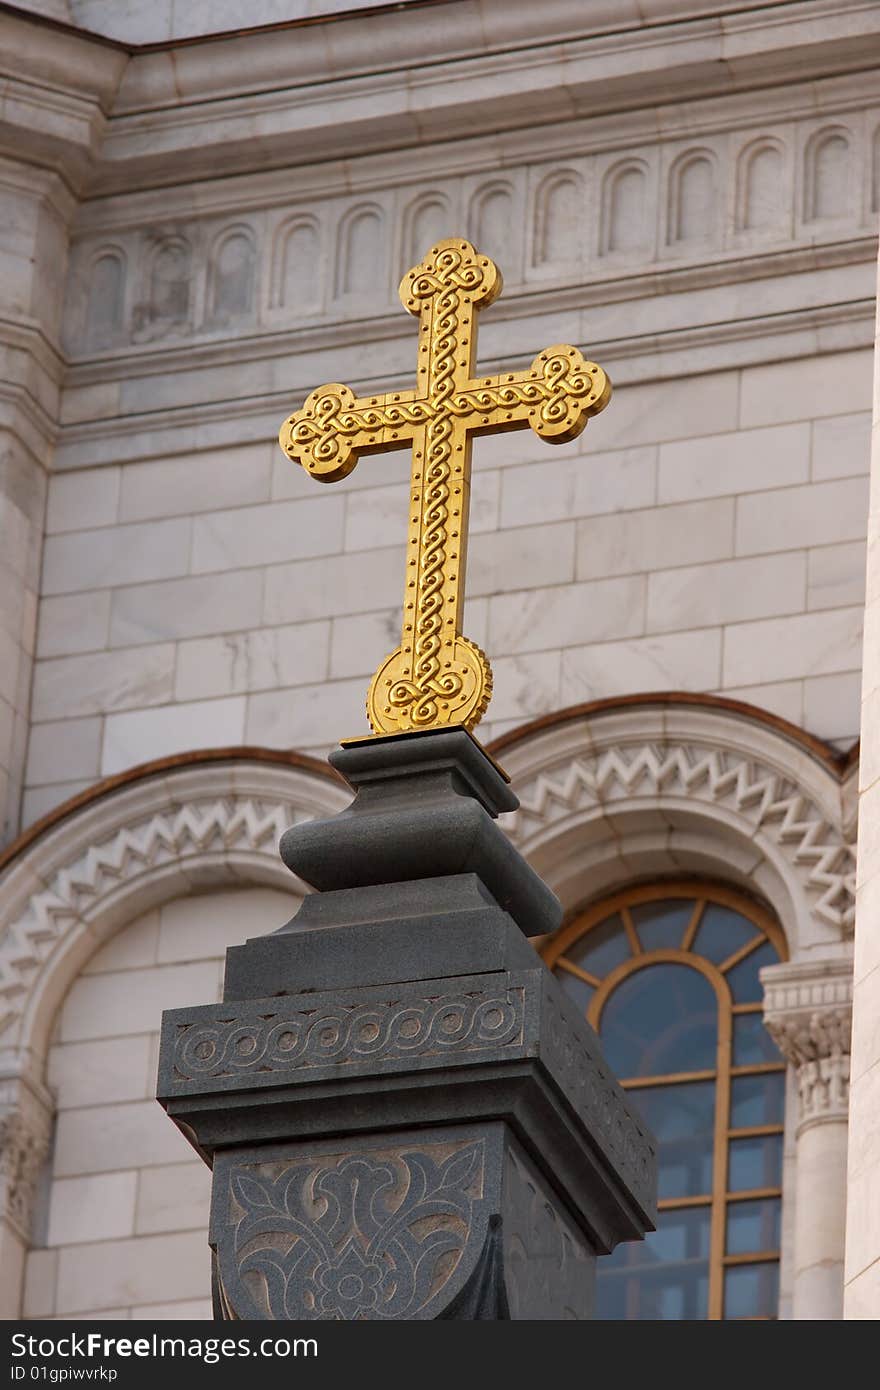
541, 879, 788, 1320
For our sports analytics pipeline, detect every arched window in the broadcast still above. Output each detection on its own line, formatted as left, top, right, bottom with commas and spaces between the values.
542, 881, 787, 1320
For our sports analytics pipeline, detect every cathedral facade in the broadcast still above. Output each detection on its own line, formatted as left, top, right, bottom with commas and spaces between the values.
0, 0, 878, 1319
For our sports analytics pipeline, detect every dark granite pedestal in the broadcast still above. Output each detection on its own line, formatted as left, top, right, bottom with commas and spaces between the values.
157, 727, 656, 1321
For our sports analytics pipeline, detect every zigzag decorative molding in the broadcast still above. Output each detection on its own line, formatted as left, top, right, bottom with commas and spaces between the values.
0, 795, 302, 1036
507, 742, 855, 933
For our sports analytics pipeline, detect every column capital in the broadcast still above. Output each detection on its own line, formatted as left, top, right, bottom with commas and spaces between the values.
0, 1077, 52, 1240
762, 958, 853, 1130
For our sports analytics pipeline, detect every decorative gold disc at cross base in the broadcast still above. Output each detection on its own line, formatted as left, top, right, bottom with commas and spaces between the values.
367, 633, 491, 734
279, 238, 612, 736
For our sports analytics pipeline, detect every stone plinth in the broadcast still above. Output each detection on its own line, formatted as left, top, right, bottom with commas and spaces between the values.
157, 728, 656, 1320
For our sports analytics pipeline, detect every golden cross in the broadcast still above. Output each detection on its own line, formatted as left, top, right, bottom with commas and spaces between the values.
278, 237, 611, 736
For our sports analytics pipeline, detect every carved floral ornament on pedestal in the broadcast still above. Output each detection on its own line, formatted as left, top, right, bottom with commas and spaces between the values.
210, 1131, 593, 1322
212, 1136, 488, 1321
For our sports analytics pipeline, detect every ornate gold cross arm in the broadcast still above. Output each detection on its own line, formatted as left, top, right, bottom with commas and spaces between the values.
278, 238, 611, 737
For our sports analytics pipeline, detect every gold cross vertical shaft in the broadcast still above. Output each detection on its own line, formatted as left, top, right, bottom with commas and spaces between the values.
278, 237, 611, 736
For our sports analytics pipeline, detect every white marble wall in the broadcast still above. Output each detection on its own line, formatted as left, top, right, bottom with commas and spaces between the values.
22, 886, 300, 1321
845, 247, 880, 1319
26, 348, 873, 824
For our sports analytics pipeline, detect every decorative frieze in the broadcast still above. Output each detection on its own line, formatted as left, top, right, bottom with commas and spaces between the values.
63, 107, 880, 359
170, 984, 526, 1082
762, 958, 853, 1129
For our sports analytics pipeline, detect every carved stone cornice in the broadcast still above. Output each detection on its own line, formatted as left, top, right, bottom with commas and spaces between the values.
7, 0, 880, 204
0, 15, 123, 193
75, 1, 880, 194
0, 1078, 52, 1239
762, 958, 853, 1130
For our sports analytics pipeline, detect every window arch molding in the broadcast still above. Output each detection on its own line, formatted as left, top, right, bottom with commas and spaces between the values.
0, 750, 349, 1066
489, 693, 856, 959
270, 214, 323, 311
802, 124, 854, 223
400, 191, 452, 272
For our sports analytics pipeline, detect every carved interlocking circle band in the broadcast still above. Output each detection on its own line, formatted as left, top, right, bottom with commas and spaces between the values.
278, 236, 611, 734
173, 988, 524, 1080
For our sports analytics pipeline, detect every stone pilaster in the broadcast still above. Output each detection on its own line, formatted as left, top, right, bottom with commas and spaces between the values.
0, 13, 125, 842
0, 162, 67, 844
846, 239, 880, 1319
763, 957, 853, 1320
0, 1077, 52, 1318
